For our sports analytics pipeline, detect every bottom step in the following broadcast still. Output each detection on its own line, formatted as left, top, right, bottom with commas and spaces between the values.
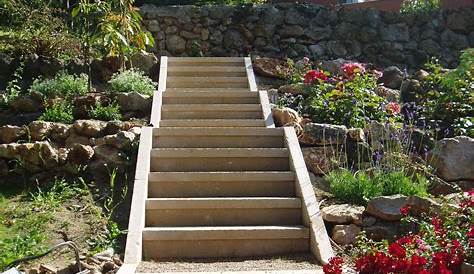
142, 226, 309, 259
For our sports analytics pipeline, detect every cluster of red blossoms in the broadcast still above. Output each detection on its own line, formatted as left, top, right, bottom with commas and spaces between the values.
303, 69, 328, 85
341, 62, 366, 79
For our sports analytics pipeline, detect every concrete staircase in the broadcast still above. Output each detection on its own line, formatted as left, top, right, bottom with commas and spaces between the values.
120, 57, 333, 273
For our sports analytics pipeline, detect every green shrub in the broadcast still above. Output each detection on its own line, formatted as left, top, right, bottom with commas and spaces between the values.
400, 0, 440, 13
108, 69, 157, 96
30, 71, 88, 98
39, 101, 74, 124
328, 169, 429, 205
88, 102, 122, 121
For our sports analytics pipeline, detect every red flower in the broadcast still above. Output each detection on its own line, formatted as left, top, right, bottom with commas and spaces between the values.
400, 205, 410, 216
468, 224, 474, 238
323, 256, 344, 274
386, 102, 401, 115
304, 70, 328, 85
389, 242, 406, 258
341, 62, 366, 78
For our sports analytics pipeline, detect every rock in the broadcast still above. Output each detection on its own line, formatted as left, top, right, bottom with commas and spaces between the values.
321, 204, 365, 225
366, 195, 408, 221
365, 121, 400, 150
278, 83, 306, 95
102, 261, 117, 273
128, 126, 142, 136
405, 195, 440, 217
10, 95, 42, 113
50, 123, 71, 142
96, 131, 136, 150
280, 25, 304, 38
347, 128, 365, 143
320, 59, 348, 75
253, 57, 287, 79
414, 69, 429, 81
429, 136, 474, 182
166, 35, 186, 55
223, 29, 245, 50
302, 147, 345, 175
65, 133, 91, 147
116, 92, 152, 112
364, 223, 399, 242
400, 79, 421, 103
0, 159, 8, 176
29, 121, 52, 141
299, 123, 348, 146
381, 23, 409, 42
375, 86, 400, 102
73, 120, 107, 138
362, 216, 377, 227
271, 107, 302, 127
441, 29, 469, 49
74, 93, 109, 118
67, 144, 94, 165
379, 66, 404, 89
130, 52, 157, 75
332, 224, 361, 245
92, 145, 127, 168
309, 172, 331, 192
0, 125, 26, 143
104, 120, 124, 135
0, 142, 59, 170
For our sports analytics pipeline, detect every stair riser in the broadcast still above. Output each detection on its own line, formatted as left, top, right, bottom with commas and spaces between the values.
150, 157, 289, 172
163, 97, 259, 104
146, 208, 301, 226
142, 239, 309, 259
167, 82, 249, 88
148, 181, 295, 198
161, 111, 262, 119
167, 71, 247, 77
159, 120, 266, 127
153, 136, 284, 148
168, 61, 244, 67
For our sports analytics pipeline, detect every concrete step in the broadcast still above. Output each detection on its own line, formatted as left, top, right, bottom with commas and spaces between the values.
142, 226, 310, 259
165, 88, 251, 93
148, 171, 295, 198
167, 57, 244, 67
167, 77, 249, 88
150, 148, 289, 172
167, 66, 247, 77
145, 197, 302, 227
161, 104, 262, 120
159, 119, 266, 127
152, 127, 284, 148
162, 91, 259, 104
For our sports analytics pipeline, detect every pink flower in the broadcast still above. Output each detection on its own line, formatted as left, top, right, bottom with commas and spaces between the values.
341, 62, 366, 78
400, 205, 410, 216
386, 102, 401, 115
304, 70, 328, 85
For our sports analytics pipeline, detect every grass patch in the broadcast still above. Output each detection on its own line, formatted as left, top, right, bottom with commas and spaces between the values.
327, 169, 429, 205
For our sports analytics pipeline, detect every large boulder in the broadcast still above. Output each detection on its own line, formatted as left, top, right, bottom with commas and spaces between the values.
130, 52, 158, 75
116, 92, 152, 112
429, 136, 474, 182
252, 57, 287, 79
332, 224, 361, 245
93, 131, 137, 150
73, 120, 107, 138
405, 195, 440, 217
321, 204, 365, 225
299, 123, 348, 146
378, 66, 404, 89
302, 147, 345, 175
0, 125, 26, 143
366, 195, 408, 221
271, 107, 302, 127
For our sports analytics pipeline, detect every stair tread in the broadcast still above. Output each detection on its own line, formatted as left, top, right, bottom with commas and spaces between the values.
146, 197, 301, 210
165, 88, 251, 92
168, 57, 244, 62
159, 119, 266, 127
168, 77, 248, 82
162, 104, 261, 111
142, 225, 310, 240
168, 66, 245, 72
151, 148, 288, 158
163, 91, 257, 97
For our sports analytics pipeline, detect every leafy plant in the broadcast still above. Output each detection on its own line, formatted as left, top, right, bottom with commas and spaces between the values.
108, 68, 156, 95
30, 71, 88, 98
0, 61, 24, 108
88, 101, 122, 121
327, 169, 428, 205
39, 101, 74, 124
401, 0, 440, 13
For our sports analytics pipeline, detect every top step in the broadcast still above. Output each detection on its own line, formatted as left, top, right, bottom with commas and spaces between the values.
168, 57, 245, 67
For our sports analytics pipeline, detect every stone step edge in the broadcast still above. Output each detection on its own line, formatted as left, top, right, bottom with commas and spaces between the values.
150, 148, 289, 158
145, 197, 302, 210
148, 171, 295, 182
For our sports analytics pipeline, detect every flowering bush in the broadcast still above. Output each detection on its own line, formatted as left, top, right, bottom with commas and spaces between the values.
305, 63, 400, 128
323, 191, 474, 274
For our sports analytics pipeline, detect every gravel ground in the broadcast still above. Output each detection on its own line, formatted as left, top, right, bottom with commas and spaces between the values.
137, 253, 322, 273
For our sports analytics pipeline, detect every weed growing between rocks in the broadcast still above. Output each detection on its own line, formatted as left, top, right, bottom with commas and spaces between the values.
88, 101, 123, 121
39, 101, 74, 124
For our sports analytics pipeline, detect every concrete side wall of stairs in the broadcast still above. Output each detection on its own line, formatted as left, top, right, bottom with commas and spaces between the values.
119, 57, 333, 274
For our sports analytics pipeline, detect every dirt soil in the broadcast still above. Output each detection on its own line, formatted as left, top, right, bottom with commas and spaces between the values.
137, 253, 323, 273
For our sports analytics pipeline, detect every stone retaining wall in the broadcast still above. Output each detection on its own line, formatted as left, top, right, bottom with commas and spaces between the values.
140, 3, 474, 68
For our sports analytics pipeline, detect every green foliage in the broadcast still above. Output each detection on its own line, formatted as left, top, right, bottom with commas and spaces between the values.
0, 61, 24, 109
307, 74, 395, 128
328, 169, 429, 205
108, 68, 156, 95
39, 101, 74, 124
31, 71, 88, 98
88, 101, 122, 121
416, 51, 474, 138
135, 0, 266, 6
400, 0, 440, 13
